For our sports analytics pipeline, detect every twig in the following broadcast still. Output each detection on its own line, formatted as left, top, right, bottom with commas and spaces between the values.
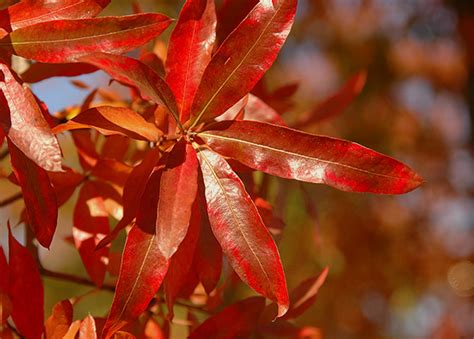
0, 191, 22, 208
40, 268, 115, 292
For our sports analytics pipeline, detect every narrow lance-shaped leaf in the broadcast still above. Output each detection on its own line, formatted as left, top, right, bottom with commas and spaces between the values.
79, 315, 97, 339
102, 171, 169, 338
216, 0, 259, 43
8, 225, 44, 339
156, 141, 198, 259
0, 246, 10, 326
196, 146, 289, 316
8, 140, 58, 248
21, 62, 98, 83
166, 0, 217, 121
0, 63, 62, 172
53, 106, 162, 142
199, 120, 424, 194
189, 0, 297, 126
189, 297, 266, 338
79, 53, 179, 122
0, 0, 110, 33
0, 13, 172, 63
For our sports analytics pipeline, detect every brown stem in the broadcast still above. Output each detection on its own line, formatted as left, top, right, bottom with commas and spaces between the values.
0, 191, 22, 208
40, 268, 116, 292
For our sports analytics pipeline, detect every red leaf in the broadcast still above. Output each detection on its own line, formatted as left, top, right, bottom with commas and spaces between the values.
53, 106, 162, 142
199, 120, 424, 194
8, 140, 58, 248
21, 62, 98, 83
1, 13, 172, 63
49, 167, 85, 206
79, 314, 97, 339
96, 146, 161, 249
188, 297, 266, 338
90, 158, 132, 187
80, 53, 179, 119
73, 181, 112, 287
163, 199, 201, 318
156, 141, 198, 259
189, 0, 297, 126
0, 0, 109, 32
0, 64, 62, 172
166, 0, 216, 121
196, 147, 289, 316
295, 71, 367, 127
102, 223, 169, 338
44, 300, 74, 339
284, 267, 329, 319
193, 186, 222, 294
0, 247, 10, 325
8, 226, 44, 339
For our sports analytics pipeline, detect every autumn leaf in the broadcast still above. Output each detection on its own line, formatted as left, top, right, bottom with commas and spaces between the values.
196, 146, 289, 316
189, 0, 297, 126
45, 300, 74, 339
0, 13, 172, 63
0, 63, 62, 172
199, 120, 424, 194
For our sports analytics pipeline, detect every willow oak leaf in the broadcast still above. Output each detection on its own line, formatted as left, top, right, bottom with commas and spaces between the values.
198, 120, 424, 194
79, 53, 179, 122
165, 0, 217, 122
0, 0, 110, 34
0, 13, 172, 63
189, 0, 297, 127
0, 63, 62, 172
8, 140, 58, 248
156, 141, 198, 259
102, 172, 169, 338
53, 106, 162, 142
44, 300, 74, 339
8, 225, 44, 339
196, 146, 289, 316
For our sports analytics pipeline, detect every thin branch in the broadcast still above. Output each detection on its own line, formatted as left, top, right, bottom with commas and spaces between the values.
0, 191, 22, 208
40, 268, 116, 292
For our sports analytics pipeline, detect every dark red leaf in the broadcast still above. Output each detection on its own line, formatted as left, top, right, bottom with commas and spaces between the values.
8, 225, 44, 339
48, 166, 84, 206
156, 141, 198, 259
44, 300, 74, 339
53, 106, 162, 142
0, 64, 62, 172
196, 146, 289, 316
166, 0, 216, 122
0, 246, 9, 295
216, 0, 258, 43
0, 0, 109, 32
79, 53, 179, 119
96, 146, 161, 249
163, 199, 201, 318
189, 0, 297, 126
294, 71, 367, 127
102, 223, 169, 338
188, 297, 266, 338
0, 13, 172, 63
199, 120, 424, 194
8, 140, 58, 248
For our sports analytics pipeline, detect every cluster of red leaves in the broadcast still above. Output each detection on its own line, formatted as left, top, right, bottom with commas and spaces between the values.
0, 0, 423, 338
